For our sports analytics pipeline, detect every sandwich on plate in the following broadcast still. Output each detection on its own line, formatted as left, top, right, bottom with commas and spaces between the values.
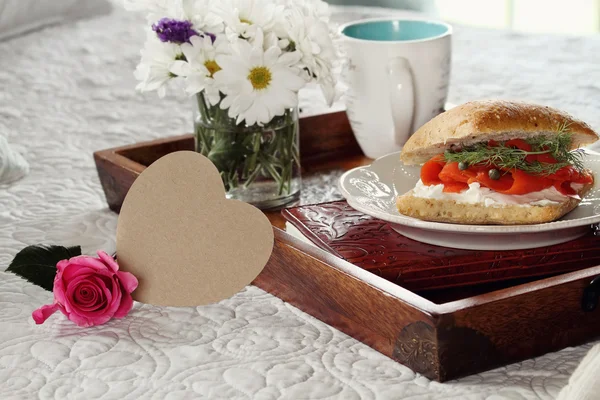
397, 100, 599, 225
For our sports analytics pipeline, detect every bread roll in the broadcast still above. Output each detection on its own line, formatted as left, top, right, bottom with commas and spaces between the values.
401, 100, 598, 165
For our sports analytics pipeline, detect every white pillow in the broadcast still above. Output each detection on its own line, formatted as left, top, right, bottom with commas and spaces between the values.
0, 136, 28, 185
0, 0, 112, 41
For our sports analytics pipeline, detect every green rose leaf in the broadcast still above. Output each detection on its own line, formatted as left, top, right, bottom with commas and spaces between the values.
6, 245, 82, 292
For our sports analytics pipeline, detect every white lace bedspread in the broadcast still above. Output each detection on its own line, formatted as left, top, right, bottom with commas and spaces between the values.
1, 3, 600, 399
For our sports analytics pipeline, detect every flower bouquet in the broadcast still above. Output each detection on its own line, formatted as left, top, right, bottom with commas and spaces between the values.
127, 0, 337, 208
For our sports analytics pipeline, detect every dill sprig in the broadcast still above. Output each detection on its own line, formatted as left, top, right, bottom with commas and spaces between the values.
443, 125, 585, 176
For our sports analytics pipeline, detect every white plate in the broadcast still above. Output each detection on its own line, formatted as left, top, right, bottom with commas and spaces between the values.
338, 151, 600, 250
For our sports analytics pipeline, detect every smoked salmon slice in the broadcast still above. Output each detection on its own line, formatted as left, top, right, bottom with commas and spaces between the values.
420, 155, 591, 196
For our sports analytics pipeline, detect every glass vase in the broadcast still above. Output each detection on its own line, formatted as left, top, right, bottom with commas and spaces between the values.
193, 92, 301, 209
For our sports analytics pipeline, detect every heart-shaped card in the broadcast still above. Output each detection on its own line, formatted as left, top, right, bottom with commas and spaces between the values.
116, 151, 274, 306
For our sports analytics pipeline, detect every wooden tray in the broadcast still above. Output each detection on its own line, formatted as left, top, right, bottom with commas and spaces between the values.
94, 111, 600, 382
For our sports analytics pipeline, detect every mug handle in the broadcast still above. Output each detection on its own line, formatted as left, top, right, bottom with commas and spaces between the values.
387, 57, 415, 147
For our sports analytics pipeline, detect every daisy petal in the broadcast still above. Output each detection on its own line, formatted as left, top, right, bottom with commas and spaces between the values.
264, 46, 281, 66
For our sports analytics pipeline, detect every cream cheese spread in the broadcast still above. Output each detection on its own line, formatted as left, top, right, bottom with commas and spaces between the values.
412, 180, 575, 207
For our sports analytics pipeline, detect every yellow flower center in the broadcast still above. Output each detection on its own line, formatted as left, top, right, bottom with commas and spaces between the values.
240, 18, 252, 24
247, 66, 272, 90
204, 60, 221, 77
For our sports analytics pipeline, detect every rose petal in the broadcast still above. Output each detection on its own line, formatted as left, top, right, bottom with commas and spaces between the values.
75, 304, 104, 313
63, 274, 92, 312
61, 266, 99, 283
95, 274, 114, 291
75, 298, 105, 312
91, 276, 109, 298
53, 270, 67, 306
32, 303, 60, 324
68, 306, 113, 327
117, 271, 138, 294
77, 284, 96, 301
74, 283, 100, 308
64, 310, 110, 327
91, 276, 113, 314
78, 278, 108, 314
97, 251, 119, 272
113, 292, 134, 319
100, 276, 122, 318
56, 259, 71, 273
89, 314, 112, 326
67, 281, 112, 327
69, 256, 111, 273
62, 280, 81, 313
65, 274, 108, 314
62, 310, 89, 326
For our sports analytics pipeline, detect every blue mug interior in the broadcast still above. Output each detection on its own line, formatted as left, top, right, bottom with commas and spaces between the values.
342, 19, 449, 42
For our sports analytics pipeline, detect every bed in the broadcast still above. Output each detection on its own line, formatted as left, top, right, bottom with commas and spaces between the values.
1, 2, 599, 399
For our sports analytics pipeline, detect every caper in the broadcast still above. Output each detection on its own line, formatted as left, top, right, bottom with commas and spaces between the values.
488, 169, 501, 180
458, 161, 469, 171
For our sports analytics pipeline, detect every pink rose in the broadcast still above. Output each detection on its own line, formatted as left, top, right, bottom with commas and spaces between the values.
32, 251, 138, 327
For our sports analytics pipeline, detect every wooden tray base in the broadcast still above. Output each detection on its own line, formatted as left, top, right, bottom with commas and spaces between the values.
94, 111, 600, 381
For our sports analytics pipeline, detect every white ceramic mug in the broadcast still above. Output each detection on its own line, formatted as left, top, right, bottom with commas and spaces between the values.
339, 18, 452, 159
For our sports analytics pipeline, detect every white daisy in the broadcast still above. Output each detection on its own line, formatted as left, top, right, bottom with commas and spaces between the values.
182, 0, 224, 35
134, 34, 182, 97
169, 34, 225, 104
214, 30, 306, 126
263, 30, 292, 52
277, 0, 331, 22
283, 10, 337, 105
214, 0, 283, 41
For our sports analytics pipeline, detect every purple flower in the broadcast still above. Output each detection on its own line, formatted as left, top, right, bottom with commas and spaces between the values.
152, 18, 198, 44
204, 32, 217, 43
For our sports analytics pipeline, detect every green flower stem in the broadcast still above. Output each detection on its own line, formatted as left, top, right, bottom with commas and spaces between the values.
193, 92, 299, 196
